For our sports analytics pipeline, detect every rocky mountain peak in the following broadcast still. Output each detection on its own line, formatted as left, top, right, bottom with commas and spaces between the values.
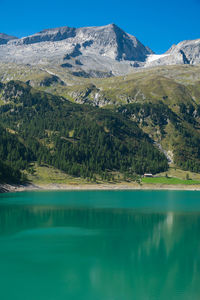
75, 24, 153, 61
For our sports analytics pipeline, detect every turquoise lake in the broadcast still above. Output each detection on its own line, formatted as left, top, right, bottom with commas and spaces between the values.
0, 190, 200, 300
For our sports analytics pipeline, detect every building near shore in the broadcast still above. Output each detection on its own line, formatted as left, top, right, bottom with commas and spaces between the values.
144, 173, 153, 177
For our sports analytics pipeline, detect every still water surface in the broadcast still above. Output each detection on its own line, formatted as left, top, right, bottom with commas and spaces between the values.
0, 190, 200, 300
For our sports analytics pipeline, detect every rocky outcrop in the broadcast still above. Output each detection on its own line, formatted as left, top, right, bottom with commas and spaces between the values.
146, 39, 200, 67
39, 75, 66, 87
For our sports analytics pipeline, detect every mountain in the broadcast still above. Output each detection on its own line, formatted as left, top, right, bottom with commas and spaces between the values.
1, 25, 200, 184
0, 24, 153, 77
13, 24, 153, 61
0, 25, 200, 78
0, 33, 18, 45
1, 25, 200, 78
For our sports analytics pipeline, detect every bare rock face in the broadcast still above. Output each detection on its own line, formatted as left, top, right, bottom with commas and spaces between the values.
0, 33, 18, 45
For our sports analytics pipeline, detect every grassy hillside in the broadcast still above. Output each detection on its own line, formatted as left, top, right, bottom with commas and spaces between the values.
1, 63, 200, 108
1, 64, 200, 184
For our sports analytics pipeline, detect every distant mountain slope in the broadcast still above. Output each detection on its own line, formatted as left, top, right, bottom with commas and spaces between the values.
0, 33, 18, 45
25, 65, 198, 110
0, 63, 199, 110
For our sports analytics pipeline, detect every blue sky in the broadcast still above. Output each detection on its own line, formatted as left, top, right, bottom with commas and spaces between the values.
0, 0, 199, 53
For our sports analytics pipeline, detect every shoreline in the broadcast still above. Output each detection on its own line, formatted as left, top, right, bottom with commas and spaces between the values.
1, 182, 200, 193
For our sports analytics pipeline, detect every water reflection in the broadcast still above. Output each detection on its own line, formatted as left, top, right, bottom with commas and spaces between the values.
0, 204, 200, 300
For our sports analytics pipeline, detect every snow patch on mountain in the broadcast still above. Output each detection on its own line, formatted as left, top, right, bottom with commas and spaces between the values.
146, 54, 169, 63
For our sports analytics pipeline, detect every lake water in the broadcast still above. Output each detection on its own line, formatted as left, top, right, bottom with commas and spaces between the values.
0, 190, 200, 300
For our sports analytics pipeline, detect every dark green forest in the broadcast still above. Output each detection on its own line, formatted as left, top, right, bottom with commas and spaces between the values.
0, 125, 33, 183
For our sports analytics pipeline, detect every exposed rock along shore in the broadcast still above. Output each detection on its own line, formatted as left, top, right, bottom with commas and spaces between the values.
1, 183, 200, 194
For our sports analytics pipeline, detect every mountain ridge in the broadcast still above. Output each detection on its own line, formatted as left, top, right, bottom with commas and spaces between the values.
1, 24, 199, 77
0, 33, 18, 45
0, 24, 153, 76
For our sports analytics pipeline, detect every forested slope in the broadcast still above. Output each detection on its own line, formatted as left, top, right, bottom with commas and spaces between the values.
0, 81, 168, 183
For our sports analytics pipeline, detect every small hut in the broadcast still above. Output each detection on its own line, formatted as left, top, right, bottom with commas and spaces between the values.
144, 173, 153, 177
